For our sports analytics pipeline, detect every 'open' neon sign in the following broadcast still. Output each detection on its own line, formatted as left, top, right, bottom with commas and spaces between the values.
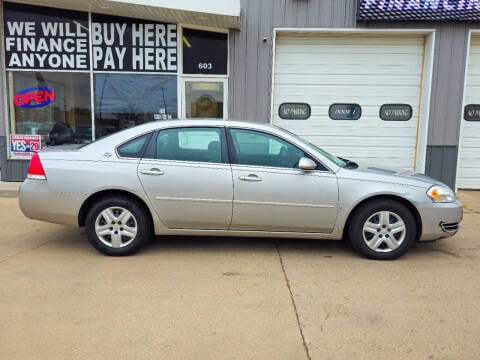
14, 87, 55, 108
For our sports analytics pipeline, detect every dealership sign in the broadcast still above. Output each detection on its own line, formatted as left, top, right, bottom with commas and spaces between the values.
10, 134, 41, 159
3, 3, 177, 72
357, 0, 480, 21
14, 87, 55, 108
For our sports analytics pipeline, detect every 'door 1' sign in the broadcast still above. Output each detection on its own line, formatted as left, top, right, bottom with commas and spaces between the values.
357, 0, 480, 21
14, 87, 55, 108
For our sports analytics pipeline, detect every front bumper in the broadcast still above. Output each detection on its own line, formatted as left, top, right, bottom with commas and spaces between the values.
417, 200, 463, 241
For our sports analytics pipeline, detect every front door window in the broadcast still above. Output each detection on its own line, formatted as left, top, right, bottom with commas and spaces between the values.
184, 81, 225, 118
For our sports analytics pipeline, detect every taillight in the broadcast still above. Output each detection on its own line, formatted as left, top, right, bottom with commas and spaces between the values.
27, 153, 46, 180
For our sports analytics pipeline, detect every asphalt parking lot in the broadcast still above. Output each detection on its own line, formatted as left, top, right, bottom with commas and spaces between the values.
1, 193, 479, 360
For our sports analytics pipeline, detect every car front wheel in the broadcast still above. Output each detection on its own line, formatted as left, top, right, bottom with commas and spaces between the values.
85, 197, 151, 256
348, 200, 416, 260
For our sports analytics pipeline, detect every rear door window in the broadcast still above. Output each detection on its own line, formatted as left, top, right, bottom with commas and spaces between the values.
153, 127, 226, 163
117, 133, 151, 158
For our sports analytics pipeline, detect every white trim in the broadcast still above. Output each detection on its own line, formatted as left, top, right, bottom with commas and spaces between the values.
275, 28, 436, 35
88, 12, 96, 141
177, 25, 183, 118
415, 31, 436, 173
455, 29, 475, 191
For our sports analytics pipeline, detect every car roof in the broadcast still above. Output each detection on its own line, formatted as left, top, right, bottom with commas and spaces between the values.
96, 119, 277, 143
142, 119, 274, 130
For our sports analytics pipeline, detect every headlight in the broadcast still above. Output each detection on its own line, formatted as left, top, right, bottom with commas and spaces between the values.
427, 185, 455, 203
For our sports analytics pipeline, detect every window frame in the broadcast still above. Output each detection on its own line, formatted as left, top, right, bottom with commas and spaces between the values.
115, 131, 154, 159
225, 127, 329, 171
180, 77, 228, 119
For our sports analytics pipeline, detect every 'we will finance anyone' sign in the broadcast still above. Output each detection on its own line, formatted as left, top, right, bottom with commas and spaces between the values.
4, 4, 178, 72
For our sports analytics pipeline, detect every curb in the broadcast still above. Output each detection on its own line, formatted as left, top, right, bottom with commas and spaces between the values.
0, 190, 19, 198
0, 183, 21, 198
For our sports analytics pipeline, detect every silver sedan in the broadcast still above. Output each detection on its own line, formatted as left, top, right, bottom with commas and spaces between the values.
19, 120, 463, 260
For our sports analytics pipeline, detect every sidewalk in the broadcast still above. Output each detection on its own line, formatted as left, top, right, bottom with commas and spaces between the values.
0, 180, 20, 198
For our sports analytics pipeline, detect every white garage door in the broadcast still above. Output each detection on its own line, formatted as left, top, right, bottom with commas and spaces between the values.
458, 35, 480, 189
272, 34, 426, 171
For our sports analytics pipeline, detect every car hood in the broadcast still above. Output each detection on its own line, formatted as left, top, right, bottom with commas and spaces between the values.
339, 163, 446, 189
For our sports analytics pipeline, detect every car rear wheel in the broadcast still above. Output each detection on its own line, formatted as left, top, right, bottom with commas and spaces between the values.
348, 200, 416, 260
85, 197, 151, 256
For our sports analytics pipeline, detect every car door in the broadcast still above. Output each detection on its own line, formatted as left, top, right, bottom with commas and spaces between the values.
227, 128, 338, 233
137, 126, 233, 229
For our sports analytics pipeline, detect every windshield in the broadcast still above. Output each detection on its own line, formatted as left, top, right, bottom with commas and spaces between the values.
275, 126, 347, 167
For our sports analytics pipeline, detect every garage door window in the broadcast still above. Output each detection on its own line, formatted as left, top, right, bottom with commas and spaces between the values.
329, 104, 362, 121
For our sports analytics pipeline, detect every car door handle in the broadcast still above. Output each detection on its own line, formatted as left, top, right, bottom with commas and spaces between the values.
239, 174, 262, 182
140, 168, 164, 176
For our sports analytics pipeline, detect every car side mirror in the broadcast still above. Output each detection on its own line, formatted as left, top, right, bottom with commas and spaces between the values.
298, 157, 317, 171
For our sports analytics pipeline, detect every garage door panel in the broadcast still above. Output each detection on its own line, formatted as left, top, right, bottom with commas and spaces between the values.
458, 34, 480, 188
274, 86, 422, 99
273, 34, 425, 172
458, 158, 480, 167
297, 136, 416, 147
277, 36, 424, 46
456, 168, 480, 178
275, 74, 421, 86
456, 179, 479, 189
276, 53, 422, 66
275, 64, 422, 76
274, 123, 418, 136
273, 93, 421, 105
277, 45, 422, 55
459, 138, 480, 147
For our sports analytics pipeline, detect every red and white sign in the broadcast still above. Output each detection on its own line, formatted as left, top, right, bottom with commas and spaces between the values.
9, 134, 41, 159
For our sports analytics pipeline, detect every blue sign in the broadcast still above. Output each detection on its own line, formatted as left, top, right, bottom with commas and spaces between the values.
357, 0, 480, 21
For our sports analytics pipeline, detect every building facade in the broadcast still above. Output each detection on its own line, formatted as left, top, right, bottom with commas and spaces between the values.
1, 0, 479, 189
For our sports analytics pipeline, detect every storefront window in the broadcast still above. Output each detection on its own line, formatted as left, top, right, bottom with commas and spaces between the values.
8, 71, 91, 146
94, 74, 177, 135
3, 2, 229, 162
185, 81, 224, 118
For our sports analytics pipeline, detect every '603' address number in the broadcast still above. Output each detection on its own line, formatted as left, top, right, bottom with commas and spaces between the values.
198, 63, 213, 70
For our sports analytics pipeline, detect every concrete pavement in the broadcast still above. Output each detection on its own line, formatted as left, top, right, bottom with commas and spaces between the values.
0, 194, 479, 359
0, 180, 20, 197
0, 199, 308, 360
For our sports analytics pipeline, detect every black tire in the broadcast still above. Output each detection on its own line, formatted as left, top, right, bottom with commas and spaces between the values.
348, 200, 416, 260
85, 196, 152, 256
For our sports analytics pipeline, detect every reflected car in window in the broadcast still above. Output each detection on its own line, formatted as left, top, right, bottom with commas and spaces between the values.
19, 120, 463, 260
